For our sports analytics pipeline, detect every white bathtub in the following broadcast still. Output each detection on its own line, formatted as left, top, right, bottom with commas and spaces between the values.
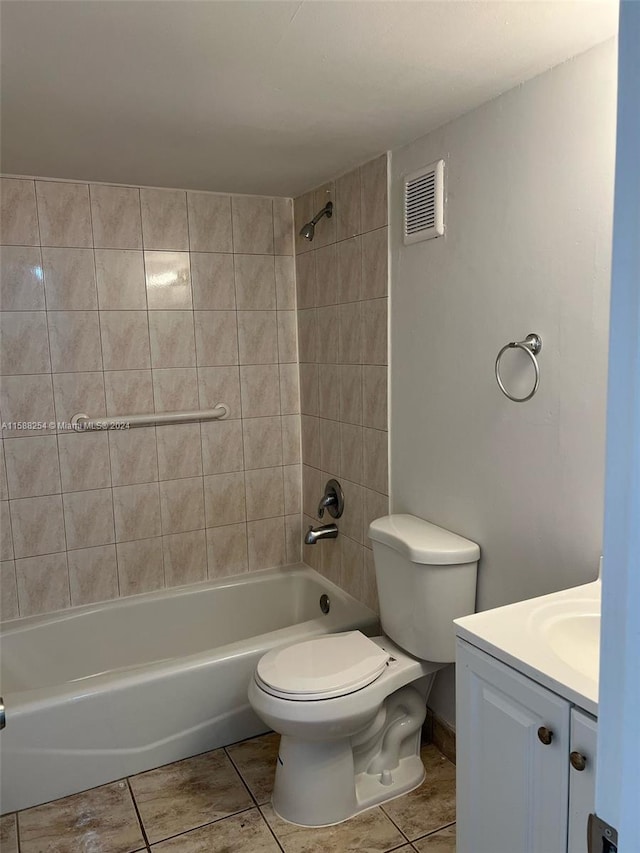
0, 565, 377, 813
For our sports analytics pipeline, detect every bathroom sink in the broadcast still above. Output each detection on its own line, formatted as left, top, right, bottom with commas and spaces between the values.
455, 580, 601, 714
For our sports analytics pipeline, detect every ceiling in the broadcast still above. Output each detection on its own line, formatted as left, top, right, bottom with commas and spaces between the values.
0, 1, 617, 198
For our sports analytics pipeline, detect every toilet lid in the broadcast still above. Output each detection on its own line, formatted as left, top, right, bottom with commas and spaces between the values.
256, 631, 390, 699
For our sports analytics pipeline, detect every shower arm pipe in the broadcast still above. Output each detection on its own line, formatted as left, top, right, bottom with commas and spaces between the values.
70, 404, 228, 432
311, 200, 333, 224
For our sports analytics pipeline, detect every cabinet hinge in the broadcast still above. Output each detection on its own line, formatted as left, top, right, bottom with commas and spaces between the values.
588, 813, 618, 853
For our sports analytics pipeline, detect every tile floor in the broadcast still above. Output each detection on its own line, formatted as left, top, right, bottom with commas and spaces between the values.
0, 734, 456, 853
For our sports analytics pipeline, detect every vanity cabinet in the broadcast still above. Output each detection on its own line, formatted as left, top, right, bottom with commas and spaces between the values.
456, 639, 597, 853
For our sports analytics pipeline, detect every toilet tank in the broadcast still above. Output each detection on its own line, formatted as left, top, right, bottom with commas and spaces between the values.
369, 515, 480, 663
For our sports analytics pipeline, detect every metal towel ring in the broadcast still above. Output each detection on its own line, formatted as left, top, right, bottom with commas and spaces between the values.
495, 333, 543, 403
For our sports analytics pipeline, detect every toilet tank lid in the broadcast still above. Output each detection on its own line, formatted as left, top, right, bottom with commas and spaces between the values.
368, 514, 480, 565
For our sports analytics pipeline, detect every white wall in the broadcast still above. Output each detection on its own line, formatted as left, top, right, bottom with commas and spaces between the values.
390, 41, 617, 726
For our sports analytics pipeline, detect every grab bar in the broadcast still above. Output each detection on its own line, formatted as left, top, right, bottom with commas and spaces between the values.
71, 404, 228, 431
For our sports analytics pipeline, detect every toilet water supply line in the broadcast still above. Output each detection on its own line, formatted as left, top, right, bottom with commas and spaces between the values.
366, 686, 426, 783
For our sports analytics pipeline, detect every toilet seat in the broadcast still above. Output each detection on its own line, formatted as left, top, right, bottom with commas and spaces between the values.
256, 631, 391, 701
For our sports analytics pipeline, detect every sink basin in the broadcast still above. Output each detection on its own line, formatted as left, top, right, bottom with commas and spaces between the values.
540, 612, 600, 681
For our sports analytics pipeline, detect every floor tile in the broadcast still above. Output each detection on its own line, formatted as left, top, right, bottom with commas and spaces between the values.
381, 745, 455, 841
262, 803, 405, 853
0, 814, 18, 853
226, 732, 280, 805
150, 808, 280, 852
129, 748, 253, 844
17, 780, 145, 853
413, 823, 456, 851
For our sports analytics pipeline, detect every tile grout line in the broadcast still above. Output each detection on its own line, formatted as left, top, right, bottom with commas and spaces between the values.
126, 777, 152, 850
224, 746, 286, 852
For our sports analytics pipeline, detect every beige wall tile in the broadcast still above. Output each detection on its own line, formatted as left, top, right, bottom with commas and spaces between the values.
0, 246, 45, 310
194, 310, 238, 367
274, 255, 295, 310
234, 254, 276, 310
42, 247, 97, 309
363, 427, 389, 494
152, 367, 198, 412
63, 487, 114, 550
163, 529, 207, 587
197, 366, 241, 417
273, 197, 294, 256
361, 297, 387, 365
362, 364, 387, 430
317, 305, 339, 364
237, 311, 278, 364
201, 419, 244, 475
58, 431, 111, 492
190, 252, 235, 310
285, 514, 302, 564
295, 251, 316, 309
0, 312, 50, 374
361, 226, 388, 299
90, 184, 142, 249
4, 435, 60, 498
1, 373, 55, 438
1, 178, 39, 245
156, 423, 202, 479
242, 417, 282, 470
340, 422, 363, 485
245, 467, 284, 521
340, 478, 364, 544
336, 235, 362, 304
68, 544, 118, 606
99, 310, 151, 370
338, 302, 362, 364
315, 243, 338, 306
95, 249, 146, 310
48, 311, 102, 372
302, 466, 322, 521
52, 371, 105, 430
301, 415, 321, 468
1, 560, 18, 619
144, 251, 192, 309
159, 476, 205, 534
299, 362, 318, 416
108, 426, 158, 485
0, 442, 7, 500
35, 181, 92, 248
283, 464, 301, 515
206, 523, 248, 578
149, 310, 196, 368
240, 364, 280, 418
0, 500, 13, 559
277, 310, 297, 364
279, 364, 300, 415
281, 414, 301, 465
140, 188, 188, 251
336, 167, 362, 240
187, 192, 232, 253
10, 494, 65, 557
104, 369, 154, 415
294, 190, 314, 256
232, 196, 274, 254
341, 535, 364, 600
318, 364, 339, 421
302, 512, 322, 571
204, 472, 246, 527
360, 154, 388, 233
15, 551, 69, 616
297, 308, 317, 363
320, 417, 340, 476
117, 536, 164, 596
113, 482, 161, 542
312, 183, 336, 248
247, 517, 286, 570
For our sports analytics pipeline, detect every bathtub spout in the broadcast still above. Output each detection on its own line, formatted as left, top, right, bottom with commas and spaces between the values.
304, 524, 339, 545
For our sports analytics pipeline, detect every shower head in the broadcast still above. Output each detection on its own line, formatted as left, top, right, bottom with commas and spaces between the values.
299, 201, 333, 241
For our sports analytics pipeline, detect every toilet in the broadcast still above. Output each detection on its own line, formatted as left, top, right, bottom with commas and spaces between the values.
248, 514, 480, 827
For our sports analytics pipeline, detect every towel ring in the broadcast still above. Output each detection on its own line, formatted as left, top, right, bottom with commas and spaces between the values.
495, 333, 542, 403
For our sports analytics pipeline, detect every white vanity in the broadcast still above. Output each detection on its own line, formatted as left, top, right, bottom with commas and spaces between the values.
455, 581, 600, 853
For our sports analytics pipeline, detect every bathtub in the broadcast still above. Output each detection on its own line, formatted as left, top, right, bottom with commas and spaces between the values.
0, 565, 377, 813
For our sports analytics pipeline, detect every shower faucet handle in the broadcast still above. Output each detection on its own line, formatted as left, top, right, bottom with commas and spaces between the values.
317, 479, 344, 519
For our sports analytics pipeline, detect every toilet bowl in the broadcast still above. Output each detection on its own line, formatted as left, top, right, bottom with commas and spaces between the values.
248, 514, 480, 827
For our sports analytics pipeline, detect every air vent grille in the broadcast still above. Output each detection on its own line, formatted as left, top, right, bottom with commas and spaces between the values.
404, 159, 444, 245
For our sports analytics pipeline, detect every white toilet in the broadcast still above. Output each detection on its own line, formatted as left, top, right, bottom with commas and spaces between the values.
248, 514, 480, 827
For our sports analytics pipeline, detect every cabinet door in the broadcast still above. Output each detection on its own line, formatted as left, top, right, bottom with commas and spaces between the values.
567, 708, 597, 853
456, 639, 570, 853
